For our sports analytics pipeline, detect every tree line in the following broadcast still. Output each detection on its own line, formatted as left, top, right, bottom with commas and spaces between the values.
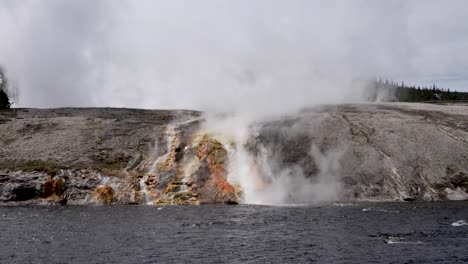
1, 64, 467, 109
369, 79, 468, 102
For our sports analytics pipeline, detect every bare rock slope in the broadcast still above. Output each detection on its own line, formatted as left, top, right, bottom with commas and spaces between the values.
0, 103, 467, 205
247, 103, 468, 202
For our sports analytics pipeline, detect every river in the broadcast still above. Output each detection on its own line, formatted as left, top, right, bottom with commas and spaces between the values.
0, 202, 467, 263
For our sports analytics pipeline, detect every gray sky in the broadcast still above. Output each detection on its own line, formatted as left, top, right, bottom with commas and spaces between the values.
0, 0, 467, 111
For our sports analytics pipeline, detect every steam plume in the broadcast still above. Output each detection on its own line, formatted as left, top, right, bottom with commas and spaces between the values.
1, 0, 467, 111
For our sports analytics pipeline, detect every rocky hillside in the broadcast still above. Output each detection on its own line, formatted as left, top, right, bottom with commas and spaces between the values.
246, 103, 468, 203
0, 103, 467, 205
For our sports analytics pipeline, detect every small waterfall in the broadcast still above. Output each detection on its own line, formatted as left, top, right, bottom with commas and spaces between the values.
180, 158, 198, 192
149, 125, 176, 174
96, 173, 111, 186
139, 175, 152, 205
136, 125, 177, 205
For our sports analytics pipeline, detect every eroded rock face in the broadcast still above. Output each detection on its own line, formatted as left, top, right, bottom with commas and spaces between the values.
91, 185, 114, 205
192, 136, 237, 204
0, 172, 43, 203
0, 104, 467, 205
140, 132, 238, 205
40, 175, 67, 204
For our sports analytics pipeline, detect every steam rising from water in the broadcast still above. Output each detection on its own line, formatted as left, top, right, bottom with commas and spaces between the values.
240, 144, 346, 205
202, 114, 346, 205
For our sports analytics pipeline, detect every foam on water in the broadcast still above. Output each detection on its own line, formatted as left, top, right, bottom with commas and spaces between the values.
451, 220, 468, 227
362, 207, 400, 213
333, 203, 356, 207
385, 237, 423, 245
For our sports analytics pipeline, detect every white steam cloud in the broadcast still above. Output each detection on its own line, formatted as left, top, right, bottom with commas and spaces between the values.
1, 0, 467, 112
201, 113, 348, 205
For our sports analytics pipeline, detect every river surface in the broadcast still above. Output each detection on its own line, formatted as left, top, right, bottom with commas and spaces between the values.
0, 202, 467, 263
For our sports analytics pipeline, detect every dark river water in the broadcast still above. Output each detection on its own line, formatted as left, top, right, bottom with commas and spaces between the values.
0, 202, 467, 264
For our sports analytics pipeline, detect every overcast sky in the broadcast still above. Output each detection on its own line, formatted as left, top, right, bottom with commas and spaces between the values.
0, 0, 467, 111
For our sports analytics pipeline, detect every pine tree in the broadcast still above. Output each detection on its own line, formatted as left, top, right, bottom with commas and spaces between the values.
0, 90, 10, 109
0, 66, 11, 109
